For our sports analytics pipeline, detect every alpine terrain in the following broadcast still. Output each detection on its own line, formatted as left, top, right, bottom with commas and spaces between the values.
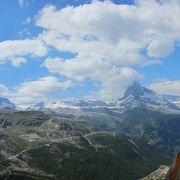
0, 82, 180, 179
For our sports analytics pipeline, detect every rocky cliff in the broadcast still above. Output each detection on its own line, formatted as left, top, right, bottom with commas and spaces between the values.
166, 152, 180, 180
142, 152, 180, 180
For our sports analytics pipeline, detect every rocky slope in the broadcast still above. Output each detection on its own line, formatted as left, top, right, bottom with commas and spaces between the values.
141, 165, 169, 180
142, 152, 180, 180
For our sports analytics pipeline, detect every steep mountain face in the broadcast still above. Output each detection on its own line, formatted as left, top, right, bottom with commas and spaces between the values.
118, 82, 179, 112
0, 97, 16, 109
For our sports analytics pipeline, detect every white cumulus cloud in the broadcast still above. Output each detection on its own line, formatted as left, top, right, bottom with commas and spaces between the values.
36, 0, 180, 62
10, 57, 27, 67
149, 80, 180, 96
2, 0, 180, 102
34, 0, 180, 98
43, 57, 142, 99
0, 39, 47, 65
9, 76, 74, 105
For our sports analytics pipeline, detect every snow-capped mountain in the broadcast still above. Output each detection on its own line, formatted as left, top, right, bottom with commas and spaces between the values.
29, 82, 180, 114
162, 94, 180, 108
32, 101, 80, 110
0, 97, 16, 109
117, 82, 179, 112
32, 100, 110, 110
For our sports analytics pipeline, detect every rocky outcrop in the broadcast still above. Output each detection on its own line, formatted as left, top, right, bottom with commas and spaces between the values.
166, 152, 180, 180
140, 165, 169, 180
141, 152, 180, 180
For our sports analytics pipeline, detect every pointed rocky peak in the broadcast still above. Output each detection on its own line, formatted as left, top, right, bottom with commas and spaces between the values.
119, 82, 180, 112
123, 81, 155, 99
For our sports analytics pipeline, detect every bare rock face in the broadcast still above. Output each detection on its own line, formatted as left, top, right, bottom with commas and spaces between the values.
140, 165, 169, 180
166, 152, 180, 180
141, 152, 180, 180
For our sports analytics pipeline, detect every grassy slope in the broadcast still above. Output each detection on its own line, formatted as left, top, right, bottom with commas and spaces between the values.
16, 132, 169, 180
0, 109, 173, 179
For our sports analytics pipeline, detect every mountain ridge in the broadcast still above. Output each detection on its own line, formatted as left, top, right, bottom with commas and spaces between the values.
1, 82, 180, 179
25, 81, 180, 115
1, 82, 179, 114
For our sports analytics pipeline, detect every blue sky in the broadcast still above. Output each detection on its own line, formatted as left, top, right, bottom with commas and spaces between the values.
0, 0, 180, 105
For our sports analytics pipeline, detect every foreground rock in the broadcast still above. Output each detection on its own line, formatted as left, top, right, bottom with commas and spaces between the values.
142, 152, 180, 180
141, 166, 169, 180
166, 152, 180, 180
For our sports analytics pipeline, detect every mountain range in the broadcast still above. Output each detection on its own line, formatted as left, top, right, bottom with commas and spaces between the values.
2, 81, 180, 114
0, 82, 180, 179
26, 81, 180, 115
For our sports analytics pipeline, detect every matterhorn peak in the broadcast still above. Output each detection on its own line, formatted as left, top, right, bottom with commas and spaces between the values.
123, 81, 153, 98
